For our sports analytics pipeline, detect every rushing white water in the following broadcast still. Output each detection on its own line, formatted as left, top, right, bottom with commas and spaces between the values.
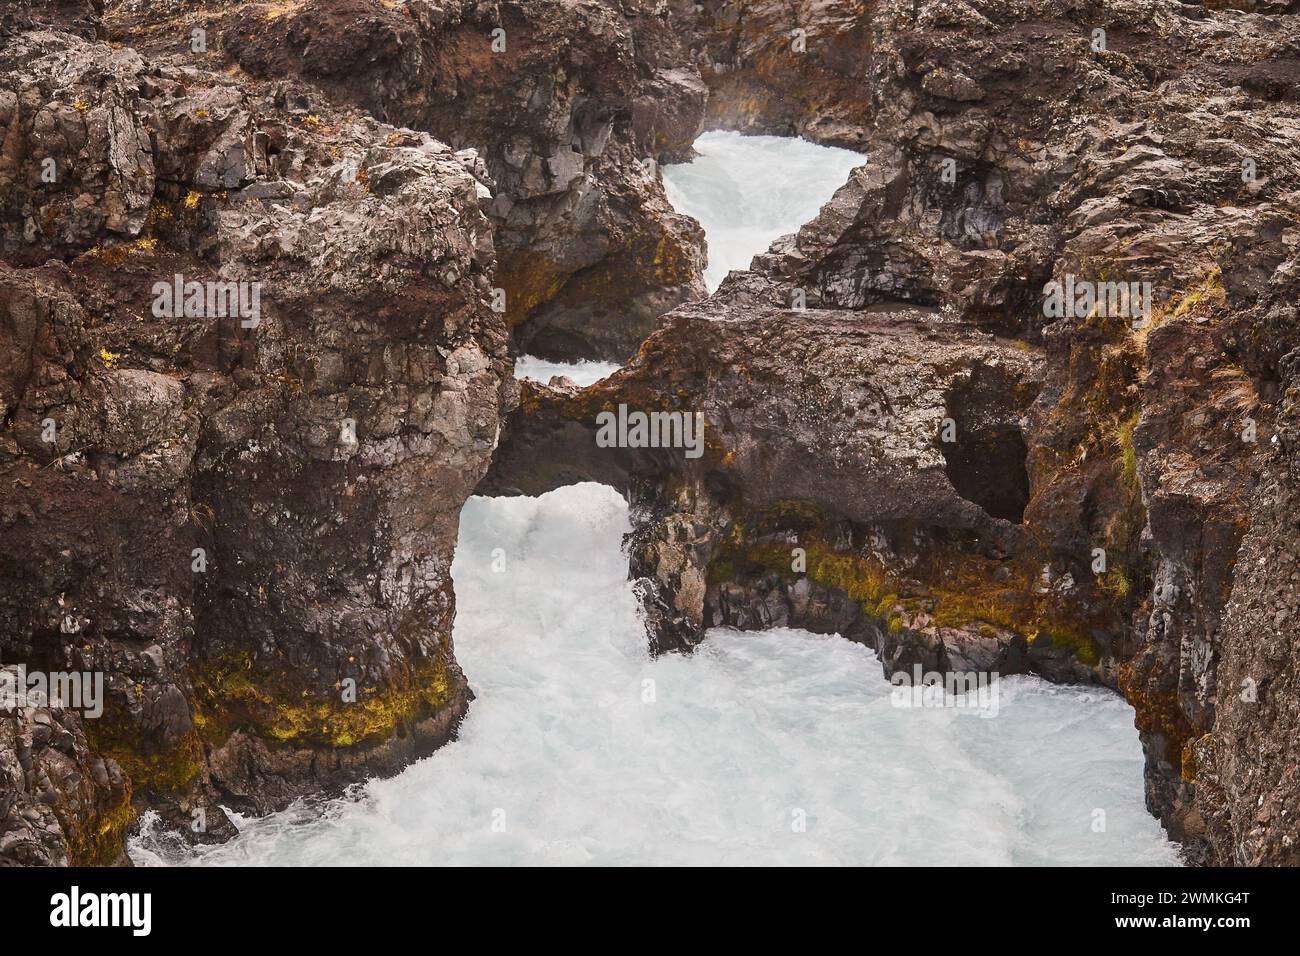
132, 483, 1177, 866
513, 354, 620, 388
128, 135, 1177, 867
662, 130, 864, 291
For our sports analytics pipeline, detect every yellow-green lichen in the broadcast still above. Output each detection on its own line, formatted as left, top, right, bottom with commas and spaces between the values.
1117, 661, 1202, 768
1180, 738, 1198, 784
1115, 410, 1140, 493
192, 654, 455, 749
85, 724, 204, 795
66, 781, 136, 867
709, 530, 1106, 668
1033, 624, 1101, 667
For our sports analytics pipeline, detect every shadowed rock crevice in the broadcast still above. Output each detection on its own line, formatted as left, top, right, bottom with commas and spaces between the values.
940, 368, 1032, 524
940, 424, 1030, 524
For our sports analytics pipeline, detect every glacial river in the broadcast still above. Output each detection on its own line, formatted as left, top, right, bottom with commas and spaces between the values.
131, 134, 1178, 866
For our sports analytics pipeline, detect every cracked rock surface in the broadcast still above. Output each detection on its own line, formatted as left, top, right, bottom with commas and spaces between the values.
104, 0, 709, 361
488, 0, 1300, 865
4, 0, 1300, 868
1, 16, 508, 862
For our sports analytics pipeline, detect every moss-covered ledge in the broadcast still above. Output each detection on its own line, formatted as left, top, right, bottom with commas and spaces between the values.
703, 498, 1132, 682
190, 653, 458, 750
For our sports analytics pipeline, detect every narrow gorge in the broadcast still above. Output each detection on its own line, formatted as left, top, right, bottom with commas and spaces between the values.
1, 0, 1298, 871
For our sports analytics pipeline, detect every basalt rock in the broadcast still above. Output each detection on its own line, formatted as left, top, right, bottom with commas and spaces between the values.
104, 0, 708, 362
0, 666, 133, 866
484, 299, 1102, 677
0, 0, 105, 40
673, 0, 874, 149
1192, 380, 1300, 865
7, 0, 1300, 870
712, 0, 1300, 865
489, 0, 1300, 865
0, 24, 509, 862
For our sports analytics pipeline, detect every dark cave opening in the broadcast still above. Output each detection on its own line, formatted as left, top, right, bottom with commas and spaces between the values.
940, 418, 1031, 524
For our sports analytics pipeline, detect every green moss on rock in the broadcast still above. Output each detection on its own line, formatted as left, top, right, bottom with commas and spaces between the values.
709, 522, 1106, 668
66, 781, 136, 867
192, 654, 456, 749
86, 723, 204, 795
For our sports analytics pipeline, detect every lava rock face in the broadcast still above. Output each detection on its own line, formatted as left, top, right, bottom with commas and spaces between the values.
0, 22, 509, 861
0, 665, 132, 865
489, 283, 1141, 685
104, 0, 708, 362
5, 0, 1300, 870
721, 0, 1300, 865
1194, 382, 1300, 865
674, 0, 874, 149
490, 0, 1300, 865
713, 0, 1300, 863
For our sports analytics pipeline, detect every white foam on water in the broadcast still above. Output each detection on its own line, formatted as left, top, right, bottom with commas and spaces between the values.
128, 135, 1177, 867
662, 130, 865, 292
513, 355, 620, 387
131, 483, 1178, 866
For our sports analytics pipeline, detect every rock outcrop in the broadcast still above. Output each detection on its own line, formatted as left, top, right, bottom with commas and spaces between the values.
485, 289, 1113, 682
489, 0, 1300, 865
0, 22, 509, 862
674, 0, 874, 148
702, 0, 1300, 864
1193, 380, 1300, 864
5, 0, 1300, 869
1, 665, 132, 865
103, 0, 709, 361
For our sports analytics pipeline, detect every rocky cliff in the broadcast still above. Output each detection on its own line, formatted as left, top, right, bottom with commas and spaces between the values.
673, 0, 874, 148
488, 0, 1300, 865
101, 0, 709, 361
3, 0, 1299, 867
0, 12, 509, 861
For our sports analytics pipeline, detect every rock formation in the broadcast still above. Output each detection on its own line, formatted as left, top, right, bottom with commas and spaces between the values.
485, 295, 1064, 673
101, 0, 709, 361
1, 16, 509, 861
489, 0, 1300, 865
674, 0, 874, 148
3, 0, 1299, 867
